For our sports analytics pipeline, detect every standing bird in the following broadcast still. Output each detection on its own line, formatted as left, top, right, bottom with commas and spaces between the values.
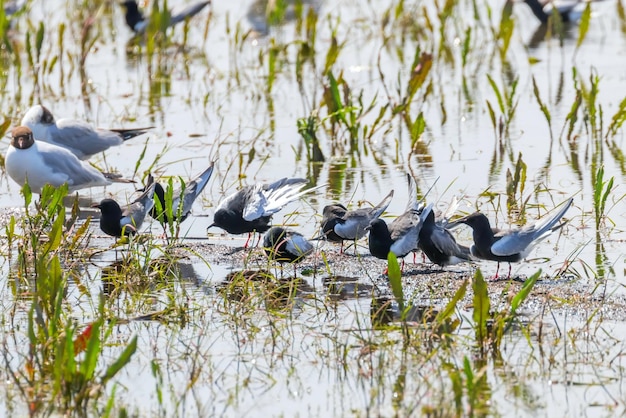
209, 177, 321, 246
149, 161, 215, 225
21, 105, 152, 161
451, 198, 574, 278
5, 126, 133, 194
121, 0, 211, 34
320, 190, 394, 252
418, 200, 472, 268
263, 227, 314, 264
92, 182, 156, 237
367, 203, 432, 271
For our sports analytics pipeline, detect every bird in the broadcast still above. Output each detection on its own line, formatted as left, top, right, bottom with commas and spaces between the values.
92, 181, 156, 237
149, 161, 215, 225
451, 197, 574, 278
121, 0, 211, 34
519, 0, 605, 23
5, 126, 133, 194
21, 105, 152, 161
320, 190, 394, 252
263, 227, 314, 264
208, 177, 322, 246
418, 201, 472, 268
366, 203, 433, 270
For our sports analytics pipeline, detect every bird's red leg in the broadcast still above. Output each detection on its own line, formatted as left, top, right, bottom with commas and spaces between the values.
244, 233, 252, 249
494, 262, 500, 280
340, 241, 344, 254
507, 263, 512, 279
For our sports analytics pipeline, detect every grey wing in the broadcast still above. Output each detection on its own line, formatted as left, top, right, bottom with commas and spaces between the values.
39, 146, 108, 187
389, 211, 421, 255
122, 184, 155, 230
55, 118, 123, 158
179, 163, 215, 216
286, 232, 314, 257
170, 1, 210, 25
490, 230, 533, 256
492, 198, 573, 256
431, 227, 466, 255
333, 211, 370, 239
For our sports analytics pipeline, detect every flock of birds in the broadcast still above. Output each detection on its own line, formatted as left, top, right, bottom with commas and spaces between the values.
2, 0, 590, 277
4, 104, 574, 278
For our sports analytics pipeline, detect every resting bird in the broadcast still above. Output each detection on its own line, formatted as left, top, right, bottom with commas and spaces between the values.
121, 0, 211, 34
520, 0, 605, 23
5, 126, 133, 194
149, 161, 215, 225
263, 227, 314, 264
367, 203, 433, 267
451, 198, 574, 278
418, 198, 472, 268
209, 177, 321, 246
21, 105, 151, 160
92, 182, 156, 237
320, 190, 394, 252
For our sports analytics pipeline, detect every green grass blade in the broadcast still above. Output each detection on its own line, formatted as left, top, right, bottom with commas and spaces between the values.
101, 335, 138, 384
387, 252, 404, 312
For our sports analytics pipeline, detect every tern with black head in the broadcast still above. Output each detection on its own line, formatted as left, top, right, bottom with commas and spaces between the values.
418, 197, 472, 268
121, 0, 211, 34
320, 190, 394, 252
150, 161, 215, 225
209, 177, 322, 246
263, 227, 314, 264
451, 198, 574, 278
518, 0, 605, 23
92, 181, 156, 238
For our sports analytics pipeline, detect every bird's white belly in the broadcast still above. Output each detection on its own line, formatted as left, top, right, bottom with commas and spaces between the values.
5, 147, 68, 193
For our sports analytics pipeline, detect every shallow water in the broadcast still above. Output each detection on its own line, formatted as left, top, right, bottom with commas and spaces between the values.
1, 0, 626, 416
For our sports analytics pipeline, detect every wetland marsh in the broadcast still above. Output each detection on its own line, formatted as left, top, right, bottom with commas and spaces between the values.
1, 0, 626, 416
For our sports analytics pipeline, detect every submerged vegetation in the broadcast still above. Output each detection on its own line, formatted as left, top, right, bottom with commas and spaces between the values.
0, 0, 625, 416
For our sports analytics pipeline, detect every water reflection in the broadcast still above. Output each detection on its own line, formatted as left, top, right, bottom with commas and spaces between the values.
323, 275, 373, 301
369, 296, 439, 328
218, 269, 315, 311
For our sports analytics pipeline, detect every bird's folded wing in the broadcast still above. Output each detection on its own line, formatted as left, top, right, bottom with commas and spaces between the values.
490, 232, 533, 256
39, 146, 108, 186
56, 118, 123, 155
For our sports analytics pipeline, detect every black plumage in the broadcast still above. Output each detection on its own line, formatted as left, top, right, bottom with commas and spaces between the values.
150, 162, 215, 225
121, 0, 210, 34
321, 190, 394, 246
452, 198, 573, 277
263, 227, 314, 264
92, 182, 156, 238
209, 177, 320, 235
418, 204, 472, 267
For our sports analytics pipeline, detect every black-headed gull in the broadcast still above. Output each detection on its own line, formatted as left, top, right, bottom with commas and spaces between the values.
5, 126, 132, 194
21, 105, 151, 160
